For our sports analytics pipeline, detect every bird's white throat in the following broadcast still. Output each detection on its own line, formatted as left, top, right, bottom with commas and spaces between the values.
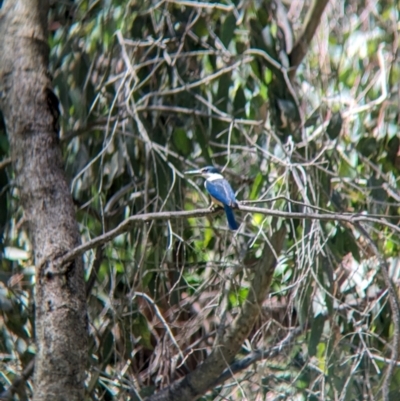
205, 173, 224, 181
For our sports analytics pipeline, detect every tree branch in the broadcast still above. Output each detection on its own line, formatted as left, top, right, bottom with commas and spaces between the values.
0, 157, 12, 170
212, 326, 303, 388
352, 223, 400, 401
56, 205, 400, 268
289, 0, 330, 71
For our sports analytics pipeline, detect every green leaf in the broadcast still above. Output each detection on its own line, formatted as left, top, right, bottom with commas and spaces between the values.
173, 128, 192, 155
357, 137, 377, 157
229, 287, 249, 308
221, 13, 236, 47
308, 315, 325, 357
0, 133, 9, 153
101, 330, 114, 363
233, 86, 246, 118
132, 313, 153, 350
326, 112, 342, 140
216, 72, 231, 113
250, 172, 263, 199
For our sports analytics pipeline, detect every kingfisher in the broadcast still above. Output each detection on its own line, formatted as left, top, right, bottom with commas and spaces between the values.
186, 166, 239, 230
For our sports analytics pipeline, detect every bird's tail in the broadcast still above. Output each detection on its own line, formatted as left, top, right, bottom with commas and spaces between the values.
224, 205, 239, 230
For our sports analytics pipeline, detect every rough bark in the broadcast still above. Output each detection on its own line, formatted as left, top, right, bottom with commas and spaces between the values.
145, 227, 286, 401
0, 1, 87, 400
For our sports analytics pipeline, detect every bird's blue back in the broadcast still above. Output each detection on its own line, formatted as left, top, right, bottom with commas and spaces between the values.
205, 178, 237, 208
205, 177, 239, 230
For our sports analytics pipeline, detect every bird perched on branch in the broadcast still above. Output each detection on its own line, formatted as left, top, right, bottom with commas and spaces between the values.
186, 166, 239, 230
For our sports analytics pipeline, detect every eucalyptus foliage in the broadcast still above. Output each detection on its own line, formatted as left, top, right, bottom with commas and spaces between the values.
1, 0, 400, 400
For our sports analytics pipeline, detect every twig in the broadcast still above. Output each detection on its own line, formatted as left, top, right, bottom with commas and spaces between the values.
85, 246, 104, 297
135, 104, 263, 126
0, 157, 11, 170
213, 326, 302, 387
137, 56, 253, 106
165, 0, 235, 11
0, 359, 34, 401
370, 354, 400, 367
133, 292, 184, 361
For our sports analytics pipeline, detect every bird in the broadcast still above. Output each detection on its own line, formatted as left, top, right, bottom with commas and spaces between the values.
186, 166, 239, 230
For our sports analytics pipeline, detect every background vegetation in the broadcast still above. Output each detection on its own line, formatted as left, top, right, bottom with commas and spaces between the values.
1, 0, 400, 400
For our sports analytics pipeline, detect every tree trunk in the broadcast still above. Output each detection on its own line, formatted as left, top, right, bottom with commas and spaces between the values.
0, 1, 87, 400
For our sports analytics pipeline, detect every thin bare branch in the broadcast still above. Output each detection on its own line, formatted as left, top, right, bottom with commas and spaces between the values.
137, 56, 253, 105
134, 292, 185, 361
213, 326, 303, 387
0, 157, 11, 170
136, 105, 263, 126
165, 0, 235, 11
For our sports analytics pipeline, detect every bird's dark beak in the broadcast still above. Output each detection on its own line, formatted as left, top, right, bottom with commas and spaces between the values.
185, 169, 202, 175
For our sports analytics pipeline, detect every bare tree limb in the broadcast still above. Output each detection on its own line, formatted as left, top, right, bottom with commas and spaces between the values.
289, 0, 330, 72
